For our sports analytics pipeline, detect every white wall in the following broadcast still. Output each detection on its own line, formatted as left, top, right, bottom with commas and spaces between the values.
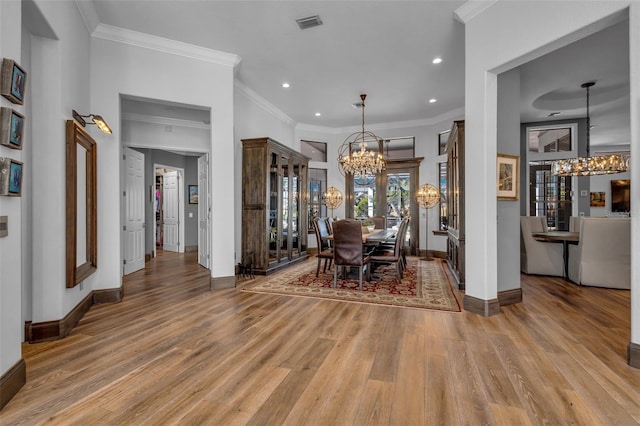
123, 120, 210, 153
464, 0, 639, 355
496, 68, 521, 292
28, 1, 94, 321
464, 1, 633, 303
0, 0, 24, 375
589, 170, 631, 216
90, 32, 237, 284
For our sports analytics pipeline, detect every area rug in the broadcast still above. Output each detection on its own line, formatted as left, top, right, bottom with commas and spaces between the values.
241, 258, 461, 312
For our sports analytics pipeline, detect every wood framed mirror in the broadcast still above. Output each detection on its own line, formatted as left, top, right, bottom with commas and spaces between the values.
66, 120, 97, 288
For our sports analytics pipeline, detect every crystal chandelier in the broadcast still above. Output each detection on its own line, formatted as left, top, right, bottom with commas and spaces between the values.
337, 94, 386, 177
416, 183, 439, 261
415, 183, 439, 209
551, 82, 629, 176
323, 186, 343, 218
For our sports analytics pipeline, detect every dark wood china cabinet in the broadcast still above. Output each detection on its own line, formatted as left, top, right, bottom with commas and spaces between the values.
242, 137, 309, 274
446, 121, 465, 289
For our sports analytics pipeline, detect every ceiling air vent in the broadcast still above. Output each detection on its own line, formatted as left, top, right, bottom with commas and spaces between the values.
296, 15, 323, 30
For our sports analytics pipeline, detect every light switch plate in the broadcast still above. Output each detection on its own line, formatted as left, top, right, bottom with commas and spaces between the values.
580, 190, 588, 197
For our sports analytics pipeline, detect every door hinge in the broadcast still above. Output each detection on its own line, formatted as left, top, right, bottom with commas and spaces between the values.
123, 191, 126, 197
123, 225, 126, 231
123, 259, 127, 265
123, 154, 126, 160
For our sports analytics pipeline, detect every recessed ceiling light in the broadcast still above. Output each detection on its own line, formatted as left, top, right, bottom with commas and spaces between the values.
282, 82, 290, 88
315, 112, 321, 117
548, 112, 561, 117
429, 98, 437, 103
432, 57, 442, 64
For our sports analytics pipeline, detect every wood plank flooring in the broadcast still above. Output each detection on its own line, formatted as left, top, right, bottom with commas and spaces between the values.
2, 250, 639, 425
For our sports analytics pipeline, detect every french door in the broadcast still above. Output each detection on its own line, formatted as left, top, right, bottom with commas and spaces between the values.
346, 158, 422, 255
529, 163, 572, 231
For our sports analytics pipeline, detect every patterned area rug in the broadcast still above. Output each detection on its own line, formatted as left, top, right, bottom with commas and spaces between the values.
241, 257, 461, 312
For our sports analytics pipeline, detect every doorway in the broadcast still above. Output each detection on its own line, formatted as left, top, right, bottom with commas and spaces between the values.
529, 162, 573, 231
346, 158, 422, 255
154, 164, 185, 255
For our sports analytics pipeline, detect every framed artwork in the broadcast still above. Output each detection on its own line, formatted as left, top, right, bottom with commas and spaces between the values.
188, 185, 198, 204
496, 153, 519, 200
590, 192, 605, 207
0, 157, 23, 196
1, 59, 27, 105
0, 107, 24, 149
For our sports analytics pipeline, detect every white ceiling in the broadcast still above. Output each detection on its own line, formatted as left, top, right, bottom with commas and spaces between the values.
86, 1, 630, 148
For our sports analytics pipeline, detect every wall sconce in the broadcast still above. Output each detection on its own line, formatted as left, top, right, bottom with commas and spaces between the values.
72, 109, 112, 134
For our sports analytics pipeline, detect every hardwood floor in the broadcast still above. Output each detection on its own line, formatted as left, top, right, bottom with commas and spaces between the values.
1, 251, 639, 425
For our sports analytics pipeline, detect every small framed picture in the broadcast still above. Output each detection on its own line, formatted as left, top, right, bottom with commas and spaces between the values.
188, 185, 198, 204
496, 153, 519, 200
590, 192, 605, 207
1, 59, 27, 105
1, 107, 24, 149
0, 157, 24, 196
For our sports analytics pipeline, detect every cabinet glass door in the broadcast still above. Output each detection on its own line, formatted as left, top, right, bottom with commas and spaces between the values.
291, 158, 300, 258
280, 153, 290, 262
268, 152, 279, 265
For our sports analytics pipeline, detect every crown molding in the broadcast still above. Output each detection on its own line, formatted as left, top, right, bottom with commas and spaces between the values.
234, 80, 297, 128
454, 1, 498, 24
74, 0, 100, 35
122, 112, 210, 130
92, 24, 241, 69
296, 106, 465, 135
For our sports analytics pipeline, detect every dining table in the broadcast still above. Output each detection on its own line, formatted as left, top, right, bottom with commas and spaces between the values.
326, 228, 396, 245
532, 231, 580, 278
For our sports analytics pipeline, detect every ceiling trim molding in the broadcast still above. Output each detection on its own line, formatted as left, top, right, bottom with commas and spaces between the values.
92, 23, 241, 68
454, 1, 498, 24
74, 0, 100, 35
234, 80, 297, 128
122, 112, 211, 130
296, 106, 465, 134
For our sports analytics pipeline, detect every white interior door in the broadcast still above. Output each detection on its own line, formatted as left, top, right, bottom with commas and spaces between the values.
124, 147, 145, 275
198, 154, 210, 268
163, 170, 180, 252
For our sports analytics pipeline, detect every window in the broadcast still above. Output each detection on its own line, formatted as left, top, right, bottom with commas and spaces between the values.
300, 140, 327, 162
382, 136, 415, 159
353, 174, 376, 218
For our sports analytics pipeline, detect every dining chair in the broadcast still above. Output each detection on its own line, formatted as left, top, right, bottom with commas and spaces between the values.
370, 216, 386, 229
312, 217, 333, 277
325, 217, 334, 235
332, 219, 371, 290
520, 216, 563, 276
370, 217, 408, 281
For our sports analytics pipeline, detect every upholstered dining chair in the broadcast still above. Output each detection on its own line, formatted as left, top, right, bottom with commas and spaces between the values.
520, 216, 564, 276
332, 219, 371, 290
370, 217, 408, 281
370, 216, 386, 230
312, 217, 333, 277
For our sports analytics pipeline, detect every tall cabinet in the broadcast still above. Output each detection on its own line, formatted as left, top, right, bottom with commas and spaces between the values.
446, 120, 465, 289
242, 137, 309, 274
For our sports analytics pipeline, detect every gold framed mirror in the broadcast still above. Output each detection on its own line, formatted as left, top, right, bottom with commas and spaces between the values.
66, 120, 97, 288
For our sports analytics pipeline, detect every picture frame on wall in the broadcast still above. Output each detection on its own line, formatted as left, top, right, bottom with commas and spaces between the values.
496, 153, 519, 200
188, 185, 198, 204
1, 58, 27, 105
0, 157, 24, 196
590, 191, 605, 207
0, 107, 24, 149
